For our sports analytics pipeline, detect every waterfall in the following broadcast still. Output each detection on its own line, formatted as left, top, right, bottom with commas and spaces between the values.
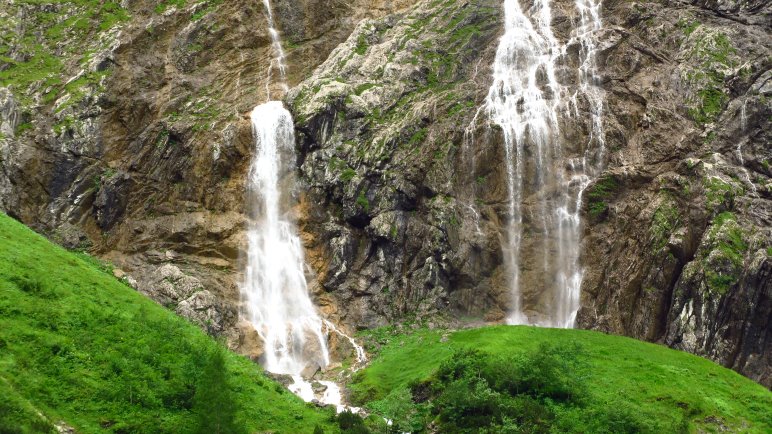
260, 0, 288, 96
485, 0, 604, 327
241, 0, 366, 411
243, 102, 330, 377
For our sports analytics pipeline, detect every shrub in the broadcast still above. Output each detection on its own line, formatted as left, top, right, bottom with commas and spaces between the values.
408, 343, 649, 433
338, 410, 370, 434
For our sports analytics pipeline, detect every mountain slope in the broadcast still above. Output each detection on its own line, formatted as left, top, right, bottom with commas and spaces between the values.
0, 212, 337, 433
352, 325, 772, 433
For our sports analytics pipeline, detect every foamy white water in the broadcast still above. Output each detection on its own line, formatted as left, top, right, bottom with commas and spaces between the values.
243, 102, 331, 375
485, 0, 564, 325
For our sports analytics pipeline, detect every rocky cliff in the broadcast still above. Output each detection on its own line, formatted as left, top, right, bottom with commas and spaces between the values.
0, 0, 769, 386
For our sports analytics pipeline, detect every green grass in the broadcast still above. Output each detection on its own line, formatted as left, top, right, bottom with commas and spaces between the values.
0, 213, 338, 433
351, 326, 771, 433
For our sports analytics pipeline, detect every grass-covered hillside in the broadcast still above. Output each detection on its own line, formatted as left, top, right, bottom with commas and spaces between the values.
352, 326, 771, 433
1, 209, 770, 434
0, 213, 337, 433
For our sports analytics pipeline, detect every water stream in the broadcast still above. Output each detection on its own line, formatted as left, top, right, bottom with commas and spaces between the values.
485, 0, 605, 327
241, 0, 365, 412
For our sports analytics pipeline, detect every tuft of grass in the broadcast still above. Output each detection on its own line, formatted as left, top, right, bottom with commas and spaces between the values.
586, 176, 618, 219
703, 176, 736, 210
356, 190, 370, 212
341, 168, 357, 182
355, 34, 368, 55
0, 213, 338, 433
651, 196, 681, 249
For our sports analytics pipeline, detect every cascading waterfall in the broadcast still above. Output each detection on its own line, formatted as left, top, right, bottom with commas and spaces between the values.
243, 101, 330, 379
555, 0, 605, 328
486, 0, 605, 327
260, 0, 288, 95
241, 0, 365, 410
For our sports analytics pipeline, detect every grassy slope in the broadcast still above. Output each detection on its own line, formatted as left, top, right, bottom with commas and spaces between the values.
353, 326, 771, 433
0, 213, 337, 433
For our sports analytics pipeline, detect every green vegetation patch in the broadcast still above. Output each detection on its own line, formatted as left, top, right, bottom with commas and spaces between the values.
683, 31, 738, 126
0, 213, 337, 433
701, 212, 748, 295
586, 176, 618, 219
703, 176, 739, 210
355, 34, 369, 56
651, 195, 681, 249
0, 0, 129, 108
351, 326, 771, 433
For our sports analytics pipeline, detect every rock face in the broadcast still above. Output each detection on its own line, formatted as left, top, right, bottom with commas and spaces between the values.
575, 0, 771, 387
0, 0, 769, 386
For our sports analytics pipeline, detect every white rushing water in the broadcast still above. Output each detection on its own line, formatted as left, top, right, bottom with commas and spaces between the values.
241, 0, 366, 412
260, 0, 289, 95
485, 0, 604, 327
485, 0, 564, 326
243, 101, 331, 376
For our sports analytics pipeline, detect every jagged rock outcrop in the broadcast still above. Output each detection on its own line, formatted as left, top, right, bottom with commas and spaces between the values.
288, 0, 506, 328
0, 0, 769, 385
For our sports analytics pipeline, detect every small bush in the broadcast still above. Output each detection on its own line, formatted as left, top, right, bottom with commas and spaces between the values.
403, 343, 647, 433
338, 410, 370, 434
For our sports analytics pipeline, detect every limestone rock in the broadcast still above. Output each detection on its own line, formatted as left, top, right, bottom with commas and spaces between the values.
175, 290, 231, 335
236, 320, 265, 362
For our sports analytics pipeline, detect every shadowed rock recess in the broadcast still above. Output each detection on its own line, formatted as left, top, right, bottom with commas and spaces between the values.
0, 0, 769, 386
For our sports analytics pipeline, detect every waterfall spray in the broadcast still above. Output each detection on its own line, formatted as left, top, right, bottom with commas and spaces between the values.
243, 102, 330, 377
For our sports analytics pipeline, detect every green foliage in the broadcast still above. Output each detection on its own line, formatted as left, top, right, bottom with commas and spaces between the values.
0, 213, 337, 433
356, 190, 370, 212
354, 83, 378, 95
651, 197, 680, 249
156, 0, 186, 14
0, 0, 129, 107
586, 176, 618, 219
338, 410, 370, 434
703, 176, 736, 210
703, 212, 748, 295
190, 0, 223, 21
352, 326, 771, 433
429, 345, 600, 433
0, 379, 57, 433
676, 18, 700, 36
687, 87, 727, 126
14, 122, 33, 136
355, 34, 369, 55
409, 128, 428, 147
341, 168, 357, 182
684, 32, 737, 126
